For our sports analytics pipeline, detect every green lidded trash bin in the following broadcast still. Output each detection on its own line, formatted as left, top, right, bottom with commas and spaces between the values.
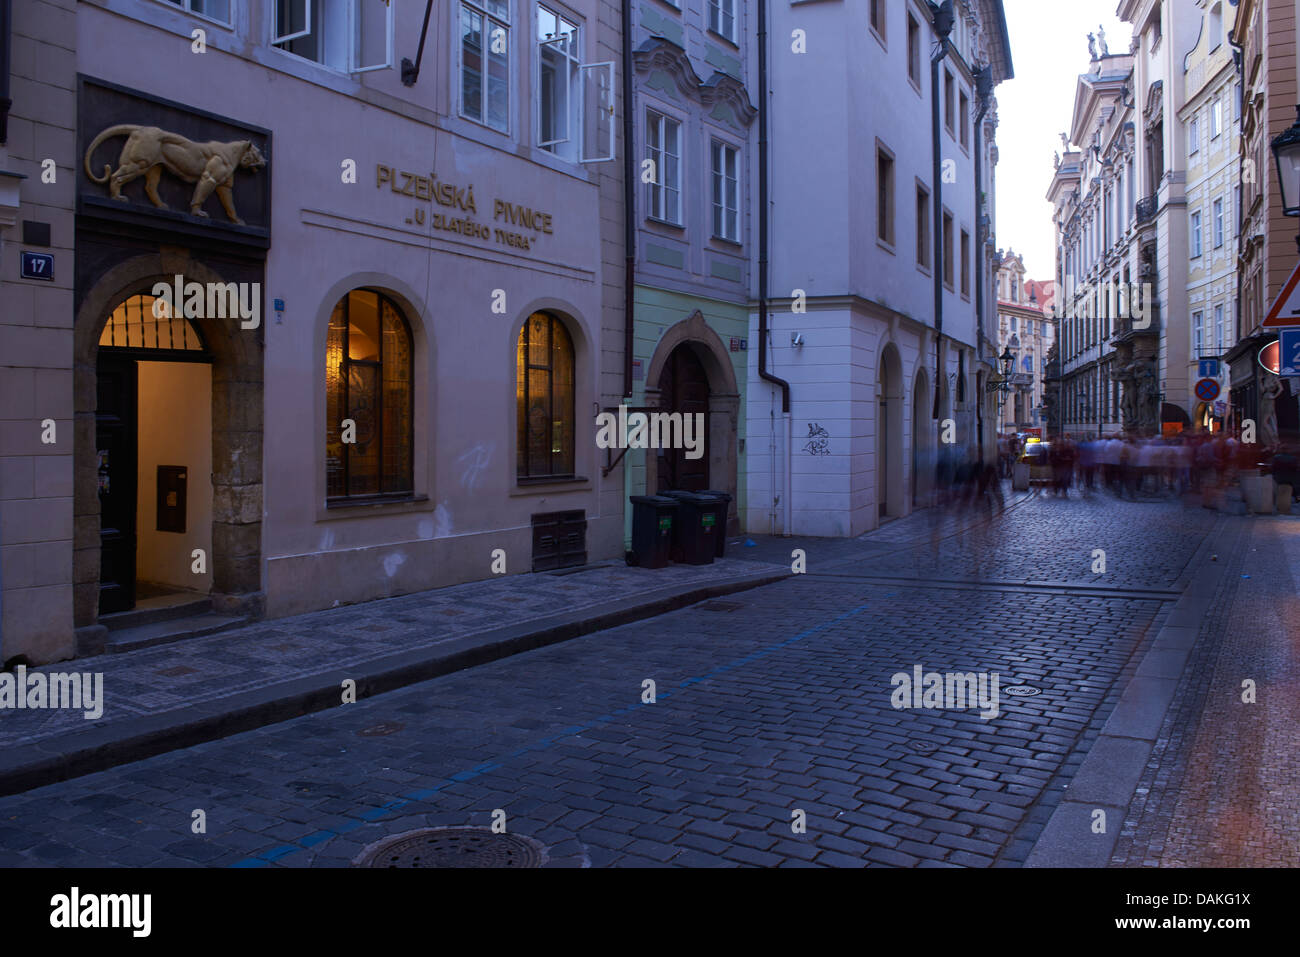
660, 491, 716, 565
697, 490, 732, 557
628, 495, 677, 568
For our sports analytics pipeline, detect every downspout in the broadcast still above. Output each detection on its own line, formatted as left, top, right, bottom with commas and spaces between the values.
0, 0, 11, 144
622, 0, 635, 400
756, 0, 792, 533
621, 0, 635, 550
929, 2, 954, 419
973, 65, 991, 462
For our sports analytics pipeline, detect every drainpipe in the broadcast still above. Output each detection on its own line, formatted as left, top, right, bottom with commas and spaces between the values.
929, 2, 954, 419
973, 64, 991, 462
0, 0, 10, 144
756, 0, 791, 533
622, 0, 635, 400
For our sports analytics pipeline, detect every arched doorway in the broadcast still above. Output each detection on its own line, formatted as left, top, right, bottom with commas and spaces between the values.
74, 254, 265, 635
877, 343, 904, 520
656, 343, 710, 492
95, 293, 213, 615
912, 367, 930, 507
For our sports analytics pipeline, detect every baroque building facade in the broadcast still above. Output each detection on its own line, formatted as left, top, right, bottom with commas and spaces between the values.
993, 251, 1054, 433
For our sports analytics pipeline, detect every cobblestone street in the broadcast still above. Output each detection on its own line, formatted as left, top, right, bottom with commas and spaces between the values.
1, 490, 1287, 868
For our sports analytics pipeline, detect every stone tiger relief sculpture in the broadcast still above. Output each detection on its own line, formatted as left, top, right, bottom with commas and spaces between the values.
83, 124, 266, 225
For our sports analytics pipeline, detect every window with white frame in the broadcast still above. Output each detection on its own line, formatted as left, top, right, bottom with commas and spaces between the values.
161, 0, 231, 24
537, 4, 579, 158
1212, 99, 1222, 139
708, 0, 737, 44
711, 139, 740, 242
1214, 304, 1224, 350
273, 0, 392, 72
1190, 209, 1202, 257
460, 0, 511, 132
646, 109, 681, 224
1193, 310, 1204, 356
1189, 116, 1200, 154
1213, 197, 1224, 248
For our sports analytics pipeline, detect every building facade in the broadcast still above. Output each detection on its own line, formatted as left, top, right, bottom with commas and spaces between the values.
624, 0, 756, 535
1050, 1, 1206, 439
1180, 0, 1239, 431
994, 251, 1054, 433
1230, 0, 1300, 442
754, 0, 1012, 536
2, 0, 626, 664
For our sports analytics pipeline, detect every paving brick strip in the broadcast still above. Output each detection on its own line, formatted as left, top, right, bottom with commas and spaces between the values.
1024, 512, 1249, 867
0, 560, 789, 798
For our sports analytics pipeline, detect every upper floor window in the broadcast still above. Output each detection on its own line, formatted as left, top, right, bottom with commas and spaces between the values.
960, 229, 970, 297
461, 0, 511, 132
1189, 116, 1200, 154
907, 13, 921, 87
942, 211, 954, 288
161, 0, 230, 24
916, 184, 930, 268
537, 4, 579, 158
876, 146, 895, 246
646, 109, 682, 224
1191, 209, 1203, 257
274, 0, 392, 72
708, 0, 737, 44
1213, 197, 1224, 248
517, 313, 576, 479
325, 289, 414, 501
1211, 99, 1222, 139
711, 140, 740, 242
959, 91, 970, 149
944, 71, 955, 135
869, 0, 885, 41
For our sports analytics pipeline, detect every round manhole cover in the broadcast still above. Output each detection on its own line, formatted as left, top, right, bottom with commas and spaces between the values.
352, 828, 546, 868
1004, 684, 1042, 697
907, 740, 940, 755
357, 721, 405, 737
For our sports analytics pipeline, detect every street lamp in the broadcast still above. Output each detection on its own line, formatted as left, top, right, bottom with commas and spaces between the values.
1271, 105, 1300, 216
1272, 105, 1300, 250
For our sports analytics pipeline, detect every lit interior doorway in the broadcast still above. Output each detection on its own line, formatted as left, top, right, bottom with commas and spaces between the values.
96, 294, 213, 615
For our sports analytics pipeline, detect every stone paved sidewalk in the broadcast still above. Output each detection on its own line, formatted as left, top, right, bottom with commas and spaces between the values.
1111, 515, 1300, 867
0, 557, 788, 791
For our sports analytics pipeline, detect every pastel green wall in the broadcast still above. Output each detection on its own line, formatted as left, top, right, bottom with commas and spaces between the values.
625, 284, 749, 544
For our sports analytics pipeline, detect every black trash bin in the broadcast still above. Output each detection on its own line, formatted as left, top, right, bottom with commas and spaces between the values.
698, 490, 733, 557
661, 491, 715, 565
628, 495, 677, 568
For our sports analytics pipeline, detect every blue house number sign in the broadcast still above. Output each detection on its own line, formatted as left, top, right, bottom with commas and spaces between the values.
20, 251, 54, 281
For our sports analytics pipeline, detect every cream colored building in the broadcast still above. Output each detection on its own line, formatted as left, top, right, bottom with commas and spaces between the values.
994, 251, 1055, 432
1179, 0, 1239, 430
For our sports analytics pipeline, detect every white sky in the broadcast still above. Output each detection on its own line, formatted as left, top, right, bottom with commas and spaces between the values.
995, 0, 1131, 281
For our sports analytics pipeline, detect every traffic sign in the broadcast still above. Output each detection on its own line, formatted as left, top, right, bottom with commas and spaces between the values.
1264, 261, 1300, 327
1194, 378, 1221, 402
1281, 328, 1300, 376
1198, 358, 1219, 378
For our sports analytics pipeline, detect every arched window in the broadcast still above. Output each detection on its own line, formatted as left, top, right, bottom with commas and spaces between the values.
325, 289, 413, 500
98, 294, 207, 355
517, 312, 575, 478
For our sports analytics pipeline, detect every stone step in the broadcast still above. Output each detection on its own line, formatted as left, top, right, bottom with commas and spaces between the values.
90, 614, 247, 656
99, 596, 212, 631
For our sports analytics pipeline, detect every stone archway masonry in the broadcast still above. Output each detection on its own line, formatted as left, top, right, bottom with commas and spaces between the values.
73, 249, 264, 649
643, 311, 741, 535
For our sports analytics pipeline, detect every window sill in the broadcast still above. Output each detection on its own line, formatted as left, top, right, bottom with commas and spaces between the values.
877, 236, 896, 256
706, 28, 741, 51
511, 475, 593, 496
916, 262, 931, 276
646, 216, 686, 231
711, 235, 743, 248
869, 25, 887, 51
319, 493, 428, 520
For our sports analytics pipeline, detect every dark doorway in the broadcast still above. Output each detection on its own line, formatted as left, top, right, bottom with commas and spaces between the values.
879, 398, 888, 517
96, 353, 138, 615
656, 344, 710, 492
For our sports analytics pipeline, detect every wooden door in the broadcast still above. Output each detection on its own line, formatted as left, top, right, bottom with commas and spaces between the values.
656, 345, 710, 492
96, 354, 137, 614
